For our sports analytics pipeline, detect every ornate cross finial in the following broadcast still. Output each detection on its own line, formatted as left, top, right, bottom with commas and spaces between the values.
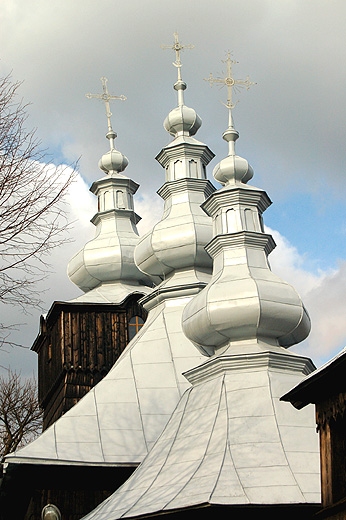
86, 77, 126, 134
161, 32, 194, 81
205, 52, 255, 125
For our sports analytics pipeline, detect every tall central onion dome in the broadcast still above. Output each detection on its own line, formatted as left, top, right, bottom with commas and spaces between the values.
134, 80, 215, 293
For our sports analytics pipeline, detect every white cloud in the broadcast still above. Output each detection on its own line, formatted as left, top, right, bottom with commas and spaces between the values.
302, 263, 346, 364
136, 193, 164, 236
0, 167, 94, 375
266, 226, 346, 366
266, 226, 331, 296
66, 171, 95, 229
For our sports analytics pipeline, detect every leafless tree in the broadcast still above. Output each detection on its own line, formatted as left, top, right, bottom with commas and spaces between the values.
0, 370, 42, 459
0, 74, 77, 345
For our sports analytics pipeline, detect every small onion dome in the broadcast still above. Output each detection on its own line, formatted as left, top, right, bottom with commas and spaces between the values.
98, 148, 128, 174
213, 127, 254, 186
164, 105, 202, 137
163, 80, 202, 137
213, 154, 254, 186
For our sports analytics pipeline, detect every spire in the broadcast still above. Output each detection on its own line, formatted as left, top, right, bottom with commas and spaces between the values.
86, 77, 128, 174
135, 33, 215, 288
161, 31, 194, 104
67, 77, 152, 300
205, 51, 255, 139
6, 59, 217, 476
205, 52, 256, 185
161, 32, 201, 138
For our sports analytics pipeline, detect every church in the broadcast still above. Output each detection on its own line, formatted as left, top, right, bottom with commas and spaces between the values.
0, 35, 322, 519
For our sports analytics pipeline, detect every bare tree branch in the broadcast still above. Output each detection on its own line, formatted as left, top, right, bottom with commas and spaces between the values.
0, 73, 78, 345
0, 370, 42, 459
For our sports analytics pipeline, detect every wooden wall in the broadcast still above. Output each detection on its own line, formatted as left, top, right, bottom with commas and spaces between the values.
314, 393, 346, 519
32, 295, 147, 430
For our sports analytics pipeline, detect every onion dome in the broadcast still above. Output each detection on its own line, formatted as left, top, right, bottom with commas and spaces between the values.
164, 80, 202, 137
161, 33, 202, 138
213, 125, 254, 185
98, 129, 128, 173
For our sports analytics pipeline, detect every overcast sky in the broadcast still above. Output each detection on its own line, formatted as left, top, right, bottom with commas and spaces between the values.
1, 0, 346, 375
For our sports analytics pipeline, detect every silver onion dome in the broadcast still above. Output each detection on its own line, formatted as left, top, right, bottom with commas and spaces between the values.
164, 80, 202, 137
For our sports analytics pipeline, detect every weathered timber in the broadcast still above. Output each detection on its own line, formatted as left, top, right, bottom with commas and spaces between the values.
32, 294, 147, 430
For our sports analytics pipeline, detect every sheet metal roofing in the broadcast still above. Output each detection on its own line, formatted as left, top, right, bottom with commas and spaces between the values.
6, 297, 208, 466
81, 350, 320, 519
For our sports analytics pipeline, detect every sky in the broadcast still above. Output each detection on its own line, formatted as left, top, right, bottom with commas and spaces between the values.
0, 0, 346, 376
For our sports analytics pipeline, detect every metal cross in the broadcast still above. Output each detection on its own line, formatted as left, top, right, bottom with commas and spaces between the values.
161, 32, 194, 81
86, 77, 126, 132
205, 52, 255, 110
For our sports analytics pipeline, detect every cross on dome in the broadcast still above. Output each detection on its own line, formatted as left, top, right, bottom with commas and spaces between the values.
205, 53, 256, 158
161, 32, 194, 82
86, 77, 128, 173
161, 33, 200, 133
205, 52, 255, 127
86, 77, 126, 149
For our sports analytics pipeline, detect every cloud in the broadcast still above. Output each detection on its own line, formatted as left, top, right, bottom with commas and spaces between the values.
267, 227, 327, 296
0, 166, 93, 375
303, 263, 346, 364
2, 0, 346, 198
136, 193, 164, 236
267, 226, 346, 366
67, 172, 94, 221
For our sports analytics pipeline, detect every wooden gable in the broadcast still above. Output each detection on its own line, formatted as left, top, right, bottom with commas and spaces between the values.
32, 294, 147, 430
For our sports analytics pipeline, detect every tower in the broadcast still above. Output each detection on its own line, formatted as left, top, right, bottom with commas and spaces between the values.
32, 78, 152, 431
80, 54, 321, 520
